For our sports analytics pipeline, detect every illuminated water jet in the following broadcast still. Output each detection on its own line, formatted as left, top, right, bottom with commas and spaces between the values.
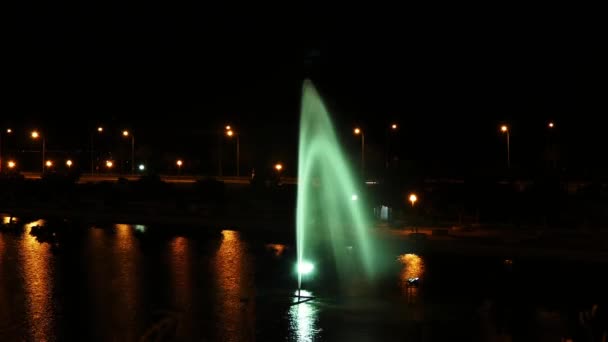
296, 80, 377, 293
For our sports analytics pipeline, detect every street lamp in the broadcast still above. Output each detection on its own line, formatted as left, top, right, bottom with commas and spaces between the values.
91, 126, 104, 174
0, 128, 13, 173
500, 125, 510, 168
105, 160, 113, 169
31, 131, 46, 173
354, 127, 365, 175
122, 130, 135, 175
274, 163, 283, 172
7, 160, 16, 169
176, 159, 183, 174
226, 129, 240, 176
548, 121, 554, 128
66, 160, 73, 167
409, 193, 418, 233
45, 160, 53, 168
386, 123, 398, 169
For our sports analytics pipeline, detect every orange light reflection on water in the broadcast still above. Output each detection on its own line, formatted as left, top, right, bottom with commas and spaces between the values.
214, 230, 254, 341
20, 219, 54, 341
398, 253, 425, 303
265, 243, 287, 257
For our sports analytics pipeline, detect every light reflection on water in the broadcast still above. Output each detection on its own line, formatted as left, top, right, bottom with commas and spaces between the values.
398, 253, 425, 304
265, 243, 287, 257
288, 289, 320, 341
214, 230, 254, 342
20, 220, 54, 341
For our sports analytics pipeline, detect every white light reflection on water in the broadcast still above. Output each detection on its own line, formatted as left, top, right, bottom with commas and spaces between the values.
288, 290, 320, 342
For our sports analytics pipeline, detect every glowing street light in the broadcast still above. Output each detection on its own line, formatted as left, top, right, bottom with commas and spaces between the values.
0, 128, 13, 173
386, 123, 399, 169
91, 126, 104, 174
275, 163, 283, 171
500, 124, 510, 168
8, 160, 16, 169
106, 160, 113, 169
66, 160, 73, 167
548, 121, 554, 128
409, 193, 417, 207
138, 164, 145, 171
31, 131, 46, 173
122, 130, 135, 174
354, 127, 365, 175
225, 129, 240, 176
45, 160, 53, 168
176, 159, 183, 174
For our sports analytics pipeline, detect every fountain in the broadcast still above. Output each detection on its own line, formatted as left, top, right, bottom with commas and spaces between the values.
296, 80, 378, 295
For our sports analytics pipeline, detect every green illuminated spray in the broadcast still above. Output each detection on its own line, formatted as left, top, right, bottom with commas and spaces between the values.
296, 80, 376, 291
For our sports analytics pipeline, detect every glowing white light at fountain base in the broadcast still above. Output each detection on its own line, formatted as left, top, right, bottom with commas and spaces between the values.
296, 261, 314, 275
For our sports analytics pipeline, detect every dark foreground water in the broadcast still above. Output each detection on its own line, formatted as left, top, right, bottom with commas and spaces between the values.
1, 216, 607, 341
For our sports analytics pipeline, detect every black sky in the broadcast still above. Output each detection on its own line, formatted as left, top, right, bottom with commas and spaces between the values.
3, 6, 606, 175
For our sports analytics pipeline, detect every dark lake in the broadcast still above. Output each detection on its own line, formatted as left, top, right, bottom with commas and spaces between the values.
1, 215, 606, 341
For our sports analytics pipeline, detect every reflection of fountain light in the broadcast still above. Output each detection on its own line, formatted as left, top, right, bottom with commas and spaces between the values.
134, 224, 146, 233
20, 219, 53, 341
265, 243, 287, 257
289, 290, 320, 341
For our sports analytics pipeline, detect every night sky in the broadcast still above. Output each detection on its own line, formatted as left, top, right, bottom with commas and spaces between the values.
3, 7, 606, 176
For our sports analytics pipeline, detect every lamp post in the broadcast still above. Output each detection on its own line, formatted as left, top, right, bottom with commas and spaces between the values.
354, 127, 365, 175
226, 129, 240, 176
91, 126, 103, 174
386, 123, 398, 169
409, 193, 418, 233
31, 131, 45, 173
176, 159, 183, 174
0, 128, 12, 173
122, 130, 135, 174
500, 125, 510, 168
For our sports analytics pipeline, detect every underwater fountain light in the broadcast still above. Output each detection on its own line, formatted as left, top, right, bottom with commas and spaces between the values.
296, 261, 314, 275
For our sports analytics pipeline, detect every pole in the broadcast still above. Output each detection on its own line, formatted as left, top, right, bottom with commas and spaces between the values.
506, 131, 510, 169
0, 132, 3, 173
90, 133, 94, 175
236, 134, 240, 177
42, 137, 46, 174
218, 133, 223, 177
361, 133, 365, 176
131, 136, 135, 175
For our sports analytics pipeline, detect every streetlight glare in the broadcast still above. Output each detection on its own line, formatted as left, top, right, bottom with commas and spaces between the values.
139, 164, 145, 171
45, 160, 53, 167
275, 163, 283, 171
97, 127, 103, 132
226, 130, 234, 137
66, 160, 73, 167
106, 160, 113, 168
500, 125, 508, 133
31, 131, 39, 139
176, 160, 183, 167
391, 123, 398, 130
6, 128, 11, 133
354, 128, 361, 135
409, 193, 417, 206
225, 125, 231, 130
8, 161, 16, 169
122, 130, 130, 137
548, 122, 554, 128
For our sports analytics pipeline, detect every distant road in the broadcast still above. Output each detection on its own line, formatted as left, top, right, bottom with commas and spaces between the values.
19, 172, 296, 185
